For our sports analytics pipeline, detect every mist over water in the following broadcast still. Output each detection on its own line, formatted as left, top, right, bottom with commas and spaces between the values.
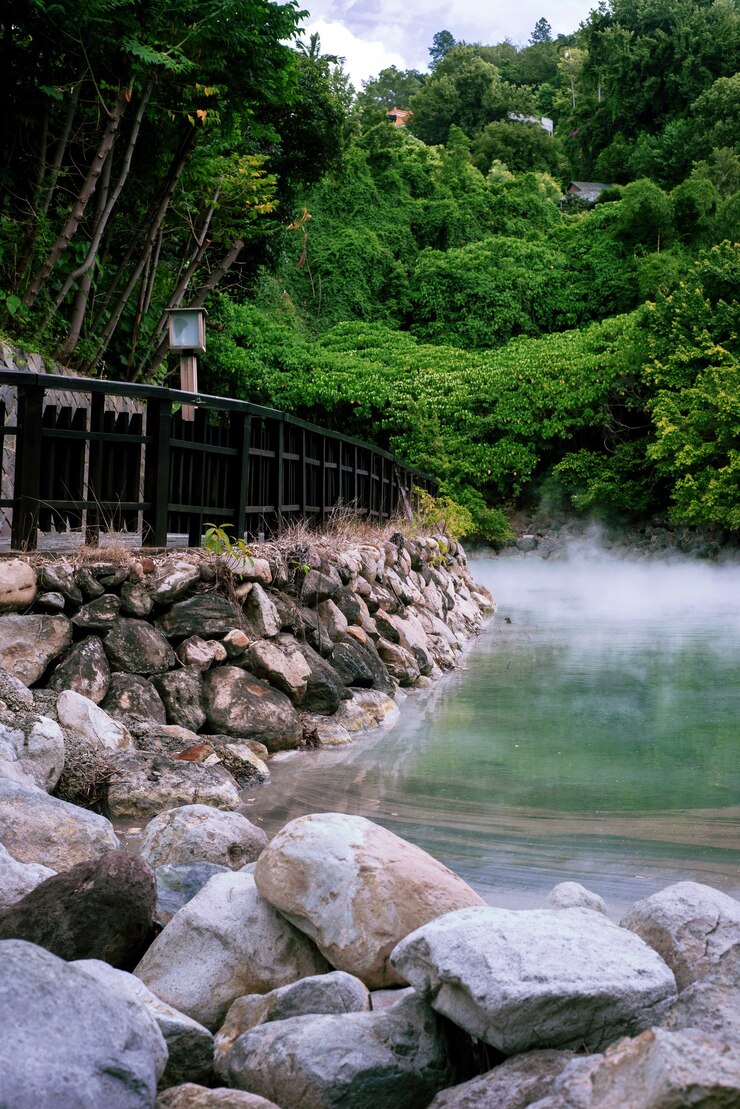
245, 549, 740, 916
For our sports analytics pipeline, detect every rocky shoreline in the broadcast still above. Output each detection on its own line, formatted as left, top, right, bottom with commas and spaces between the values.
0, 534, 738, 1107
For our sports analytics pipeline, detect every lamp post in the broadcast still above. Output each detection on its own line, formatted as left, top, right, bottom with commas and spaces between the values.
166, 307, 207, 421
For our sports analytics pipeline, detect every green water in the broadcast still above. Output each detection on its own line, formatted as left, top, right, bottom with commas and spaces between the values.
245, 555, 740, 915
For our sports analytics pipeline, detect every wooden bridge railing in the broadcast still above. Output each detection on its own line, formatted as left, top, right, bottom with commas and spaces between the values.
0, 372, 436, 551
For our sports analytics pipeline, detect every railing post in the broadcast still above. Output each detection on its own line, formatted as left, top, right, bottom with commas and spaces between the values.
12, 383, 44, 551
85, 392, 105, 546
142, 395, 171, 547
276, 419, 285, 529
233, 411, 251, 541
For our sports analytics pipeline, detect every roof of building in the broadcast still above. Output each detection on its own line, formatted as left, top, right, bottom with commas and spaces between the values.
567, 181, 613, 202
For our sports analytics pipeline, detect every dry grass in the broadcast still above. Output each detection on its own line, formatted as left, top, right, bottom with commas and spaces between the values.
53, 737, 118, 815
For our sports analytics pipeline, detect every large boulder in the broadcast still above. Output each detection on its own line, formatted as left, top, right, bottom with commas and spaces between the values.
253, 813, 485, 988
0, 939, 167, 1108
662, 942, 740, 1045
242, 584, 281, 639
0, 614, 72, 685
427, 1049, 585, 1109
214, 972, 370, 1076
39, 562, 82, 606
140, 804, 268, 870
0, 714, 65, 791
57, 688, 134, 751
583, 1027, 740, 1107
106, 753, 242, 818
154, 667, 207, 732
544, 881, 607, 915
224, 992, 460, 1109
0, 850, 156, 970
135, 870, 329, 1030
157, 595, 243, 640
150, 559, 202, 603
0, 843, 55, 910
298, 640, 349, 714
391, 906, 677, 1054
202, 666, 302, 752
104, 617, 177, 675
75, 958, 214, 1088
101, 672, 168, 724
620, 881, 740, 990
48, 636, 111, 703
0, 559, 37, 611
0, 664, 34, 715
0, 777, 120, 869
71, 593, 121, 630
246, 637, 311, 703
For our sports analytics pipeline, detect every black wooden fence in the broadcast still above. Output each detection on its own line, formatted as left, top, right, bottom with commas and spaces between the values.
0, 372, 436, 551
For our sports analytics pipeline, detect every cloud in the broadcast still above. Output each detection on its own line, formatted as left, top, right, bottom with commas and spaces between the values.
298, 0, 598, 86
303, 18, 407, 88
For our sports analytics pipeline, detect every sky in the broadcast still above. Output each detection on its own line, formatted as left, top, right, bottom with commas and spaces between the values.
298, 0, 599, 89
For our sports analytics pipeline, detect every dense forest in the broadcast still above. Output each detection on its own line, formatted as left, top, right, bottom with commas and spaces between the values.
1, 0, 738, 538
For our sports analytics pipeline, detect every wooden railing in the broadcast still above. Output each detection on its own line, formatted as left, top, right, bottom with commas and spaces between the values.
0, 372, 435, 551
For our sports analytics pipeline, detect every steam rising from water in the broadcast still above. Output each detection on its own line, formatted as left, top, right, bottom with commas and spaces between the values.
246, 545, 740, 915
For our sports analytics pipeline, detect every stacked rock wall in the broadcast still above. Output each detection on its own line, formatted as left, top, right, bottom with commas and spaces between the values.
0, 534, 494, 818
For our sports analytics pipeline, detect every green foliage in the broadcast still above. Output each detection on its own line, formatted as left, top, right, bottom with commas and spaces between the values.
203, 523, 254, 567
412, 488, 474, 541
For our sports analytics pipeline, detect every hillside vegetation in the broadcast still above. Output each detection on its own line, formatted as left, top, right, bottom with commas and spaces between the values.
1, 0, 738, 537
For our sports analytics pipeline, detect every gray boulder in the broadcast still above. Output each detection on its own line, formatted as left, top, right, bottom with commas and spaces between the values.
298, 639, 349, 714
48, 635, 111, 703
157, 595, 242, 640
0, 843, 55, 910
57, 687, 134, 752
0, 664, 34, 715
242, 583, 281, 639
150, 560, 202, 603
391, 906, 677, 1054
214, 972, 370, 1076
75, 958, 214, 1089
104, 617, 177, 675
101, 672, 168, 724
106, 752, 242, 818
120, 580, 155, 617
246, 636, 311, 702
0, 939, 167, 1108
155, 862, 231, 925
0, 614, 72, 685
0, 777, 120, 869
0, 713, 65, 790
135, 870, 329, 1030
39, 562, 82, 606
140, 804, 268, 870
579, 1026, 740, 1108
427, 1050, 584, 1109
71, 593, 121, 630
224, 992, 459, 1109
202, 666, 302, 752
154, 667, 206, 732
662, 942, 740, 1045
620, 881, 740, 990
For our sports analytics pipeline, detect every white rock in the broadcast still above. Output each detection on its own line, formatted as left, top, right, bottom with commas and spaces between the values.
428, 1049, 585, 1109
139, 804, 268, 870
224, 992, 457, 1109
0, 715, 65, 791
0, 777, 120, 870
391, 905, 677, 1054
254, 813, 485, 988
135, 870, 329, 1029
57, 688, 133, 752
244, 583, 281, 638
214, 971, 371, 1076
0, 614, 72, 685
247, 638, 311, 701
0, 560, 37, 611
317, 598, 348, 640
332, 689, 399, 733
0, 939, 167, 1108
620, 881, 740, 990
150, 559, 202, 602
0, 843, 55, 910
545, 881, 607, 915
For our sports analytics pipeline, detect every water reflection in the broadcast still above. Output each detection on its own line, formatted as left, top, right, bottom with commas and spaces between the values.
245, 554, 740, 915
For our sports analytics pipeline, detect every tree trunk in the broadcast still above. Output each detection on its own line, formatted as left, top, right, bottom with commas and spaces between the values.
83, 124, 198, 375
23, 85, 130, 309
41, 74, 84, 218
49, 82, 152, 330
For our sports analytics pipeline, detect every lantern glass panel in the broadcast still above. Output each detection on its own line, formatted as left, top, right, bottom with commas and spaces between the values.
169, 311, 204, 350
